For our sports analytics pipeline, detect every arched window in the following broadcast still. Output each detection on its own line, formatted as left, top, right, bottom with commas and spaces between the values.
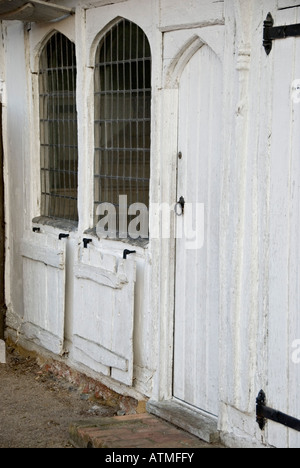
39, 32, 78, 222
94, 19, 151, 236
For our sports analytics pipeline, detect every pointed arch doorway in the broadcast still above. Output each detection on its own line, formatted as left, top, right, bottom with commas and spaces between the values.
173, 43, 223, 417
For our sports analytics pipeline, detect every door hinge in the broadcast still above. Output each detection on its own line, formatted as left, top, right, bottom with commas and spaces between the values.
263, 12, 300, 55
256, 389, 300, 432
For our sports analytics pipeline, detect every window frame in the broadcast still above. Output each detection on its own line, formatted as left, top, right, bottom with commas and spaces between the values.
93, 19, 152, 239
38, 31, 79, 225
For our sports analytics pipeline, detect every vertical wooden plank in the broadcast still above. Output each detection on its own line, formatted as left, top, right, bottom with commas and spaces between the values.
111, 260, 136, 384
287, 9, 300, 446
195, 46, 209, 409
205, 46, 222, 413
185, 48, 202, 405
21, 235, 66, 355
173, 55, 189, 402
0, 103, 5, 340
267, 30, 295, 448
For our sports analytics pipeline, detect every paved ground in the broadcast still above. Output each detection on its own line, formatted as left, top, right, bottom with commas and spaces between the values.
0, 346, 223, 449
70, 413, 219, 449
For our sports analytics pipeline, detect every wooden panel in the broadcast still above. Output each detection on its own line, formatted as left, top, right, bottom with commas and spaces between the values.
160, 0, 224, 30
74, 335, 128, 372
73, 246, 136, 386
21, 239, 64, 269
74, 263, 128, 289
20, 235, 66, 355
0, 0, 72, 22
173, 44, 222, 416
288, 25, 300, 448
278, 0, 300, 9
267, 6, 300, 448
0, 103, 5, 341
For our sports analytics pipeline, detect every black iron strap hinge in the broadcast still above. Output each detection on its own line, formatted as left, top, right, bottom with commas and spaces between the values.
256, 390, 300, 432
263, 12, 300, 55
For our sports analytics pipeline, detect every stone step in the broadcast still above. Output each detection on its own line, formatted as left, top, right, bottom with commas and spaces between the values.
69, 413, 220, 449
147, 400, 220, 445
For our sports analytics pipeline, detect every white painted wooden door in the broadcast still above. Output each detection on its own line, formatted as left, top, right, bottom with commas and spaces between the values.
265, 7, 300, 448
173, 44, 222, 416
73, 245, 136, 386
20, 233, 66, 355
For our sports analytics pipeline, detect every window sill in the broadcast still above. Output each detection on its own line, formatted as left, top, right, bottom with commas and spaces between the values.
32, 216, 78, 232
84, 227, 149, 249
32, 218, 149, 249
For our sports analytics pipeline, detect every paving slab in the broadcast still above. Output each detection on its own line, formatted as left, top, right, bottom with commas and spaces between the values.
69, 413, 223, 449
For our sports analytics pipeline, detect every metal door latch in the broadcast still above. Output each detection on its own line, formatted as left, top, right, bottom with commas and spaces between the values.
59, 233, 69, 240
83, 238, 92, 248
123, 249, 136, 259
175, 196, 185, 216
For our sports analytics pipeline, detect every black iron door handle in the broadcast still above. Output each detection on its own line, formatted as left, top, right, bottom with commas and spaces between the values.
175, 196, 185, 216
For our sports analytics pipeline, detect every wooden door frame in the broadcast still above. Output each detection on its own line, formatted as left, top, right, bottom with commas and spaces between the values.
0, 103, 5, 340
153, 30, 225, 403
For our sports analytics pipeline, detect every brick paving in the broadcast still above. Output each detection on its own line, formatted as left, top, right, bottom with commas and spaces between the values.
69, 413, 222, 449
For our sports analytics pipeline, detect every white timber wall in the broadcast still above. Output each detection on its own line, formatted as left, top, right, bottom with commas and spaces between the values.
219, 0, 300, 448
2, 0, 300, 447
4, 0, 162, 400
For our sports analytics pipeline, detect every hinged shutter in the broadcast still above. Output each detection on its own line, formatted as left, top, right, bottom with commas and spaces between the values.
20, 234, 66, 354
73, 246, 136, 386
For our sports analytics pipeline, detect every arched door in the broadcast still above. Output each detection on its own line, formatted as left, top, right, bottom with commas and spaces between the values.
173, 44, 222, 416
